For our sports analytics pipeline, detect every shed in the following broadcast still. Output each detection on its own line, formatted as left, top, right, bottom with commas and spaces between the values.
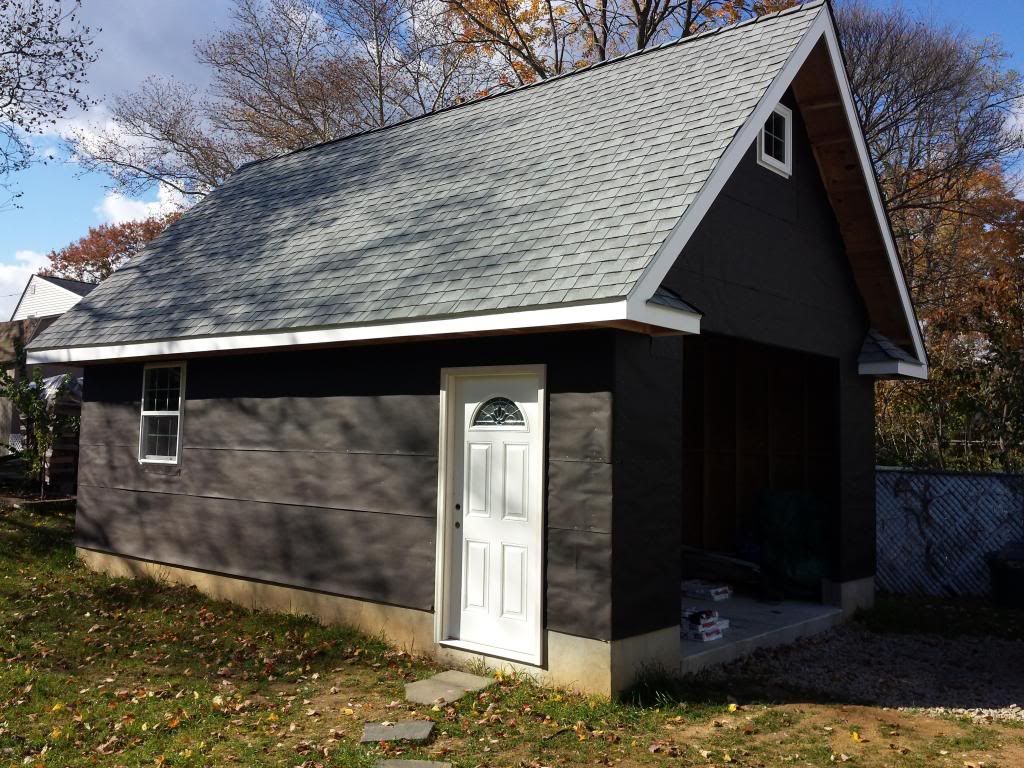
28, 1, 926, 695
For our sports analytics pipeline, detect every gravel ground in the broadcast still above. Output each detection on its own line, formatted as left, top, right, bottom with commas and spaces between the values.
702, 623, 1024, 723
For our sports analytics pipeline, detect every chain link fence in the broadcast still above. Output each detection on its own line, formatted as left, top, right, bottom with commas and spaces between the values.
876, 468, 1024, 596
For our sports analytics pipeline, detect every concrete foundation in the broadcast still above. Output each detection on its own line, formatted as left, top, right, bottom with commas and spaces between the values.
78, 548, 676, 698
822, 576, 875, 617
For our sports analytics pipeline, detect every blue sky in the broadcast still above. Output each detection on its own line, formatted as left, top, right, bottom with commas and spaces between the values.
0, 0, 1020, 317
0, 0, 233, 315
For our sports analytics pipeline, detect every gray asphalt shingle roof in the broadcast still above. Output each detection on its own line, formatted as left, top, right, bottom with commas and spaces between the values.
859, 329, 919, 365
31, 1, 824, 352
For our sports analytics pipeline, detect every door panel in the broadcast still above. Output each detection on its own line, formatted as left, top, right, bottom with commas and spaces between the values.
502, 443, 529, 521
467, 443, 490, 516
445, 369, 544, 662
501, 544, 527, 620
463, 539, 489, 611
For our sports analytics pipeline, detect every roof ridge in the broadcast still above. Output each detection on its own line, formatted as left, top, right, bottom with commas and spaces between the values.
233, 0, 825, 176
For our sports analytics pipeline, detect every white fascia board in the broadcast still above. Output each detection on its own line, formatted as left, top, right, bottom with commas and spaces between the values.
628, 8, 928, 372
628, 10, 832, 305
629, 293, 702, 334
26, 297, 702, 365
818, 20, 928, 370
858, 359, 928, 379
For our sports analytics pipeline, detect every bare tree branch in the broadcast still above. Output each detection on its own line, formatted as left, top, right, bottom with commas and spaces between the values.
0, 0, 97, 202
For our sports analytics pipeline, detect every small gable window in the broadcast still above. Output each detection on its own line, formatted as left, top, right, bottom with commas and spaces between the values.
757, 103, 792, 178
472, 397, 525, 427
139, 363, 185, 464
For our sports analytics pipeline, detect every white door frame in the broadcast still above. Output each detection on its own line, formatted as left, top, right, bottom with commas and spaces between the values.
434, 364, 546, 665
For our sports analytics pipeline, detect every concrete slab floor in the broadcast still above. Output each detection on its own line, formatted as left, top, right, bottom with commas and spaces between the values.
681, 594, 843, 675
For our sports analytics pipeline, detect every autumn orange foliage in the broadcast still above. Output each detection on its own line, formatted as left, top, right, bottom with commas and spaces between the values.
41, 213, 181, 284
877, 170, 1024, 470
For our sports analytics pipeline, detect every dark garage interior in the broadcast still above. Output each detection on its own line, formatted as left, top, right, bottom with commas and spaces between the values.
680, 334, 841, 601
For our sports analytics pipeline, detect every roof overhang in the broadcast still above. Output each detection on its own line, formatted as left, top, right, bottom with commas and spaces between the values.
627, 5, 928, 380
26, 295, 702, 365
30, 3, 923, 375
858, 359, 928, 379
857, 328, 927, 379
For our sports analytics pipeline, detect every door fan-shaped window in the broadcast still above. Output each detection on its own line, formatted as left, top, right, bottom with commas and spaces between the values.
472, 397, 525, 427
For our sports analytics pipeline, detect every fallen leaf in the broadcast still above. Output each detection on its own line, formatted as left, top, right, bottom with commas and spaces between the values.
648, 740, 680, 757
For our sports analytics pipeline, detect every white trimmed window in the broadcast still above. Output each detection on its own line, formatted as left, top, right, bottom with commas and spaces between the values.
138, 363, 185, 464
757, 103, 793, 178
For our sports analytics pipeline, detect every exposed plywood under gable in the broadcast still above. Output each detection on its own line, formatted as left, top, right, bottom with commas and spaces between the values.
791, 41, 913, 349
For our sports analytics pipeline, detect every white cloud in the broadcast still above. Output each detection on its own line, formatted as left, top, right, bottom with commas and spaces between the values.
0, 250, 50, 321
95, 183, 187, 225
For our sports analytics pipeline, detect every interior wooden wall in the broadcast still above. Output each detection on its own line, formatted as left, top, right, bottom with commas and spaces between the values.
682, 334, 840, 555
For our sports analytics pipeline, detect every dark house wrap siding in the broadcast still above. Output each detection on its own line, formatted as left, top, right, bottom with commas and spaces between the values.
611, 334, 683, 639
662, 92, 876, 582
76, 331, 617, 640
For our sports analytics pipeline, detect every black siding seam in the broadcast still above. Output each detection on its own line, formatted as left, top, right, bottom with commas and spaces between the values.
76, 483, 437, 519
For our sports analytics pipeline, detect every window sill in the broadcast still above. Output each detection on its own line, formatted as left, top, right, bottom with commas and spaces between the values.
756, 155, 792, 178
138, 461, 181, 476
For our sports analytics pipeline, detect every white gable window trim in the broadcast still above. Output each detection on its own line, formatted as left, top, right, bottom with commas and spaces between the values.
138, 362, 186, 465
757, 103, 793, 178
628, 8, 928, 379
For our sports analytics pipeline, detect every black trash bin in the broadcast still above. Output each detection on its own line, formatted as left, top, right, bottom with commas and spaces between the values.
991, 541, 1024, 608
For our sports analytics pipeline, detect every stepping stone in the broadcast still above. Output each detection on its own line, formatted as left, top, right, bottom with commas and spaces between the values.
360, 720, 435, 744
405, 670, 493, 705
376, 762, 451, 768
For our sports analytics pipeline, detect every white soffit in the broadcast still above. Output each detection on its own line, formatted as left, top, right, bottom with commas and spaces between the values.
26, 298, 702, 364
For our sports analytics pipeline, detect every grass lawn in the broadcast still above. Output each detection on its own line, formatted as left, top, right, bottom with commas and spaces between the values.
2, 505, 1023, 767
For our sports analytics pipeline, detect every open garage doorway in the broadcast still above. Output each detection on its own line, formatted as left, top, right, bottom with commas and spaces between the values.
679, 334, 844, 670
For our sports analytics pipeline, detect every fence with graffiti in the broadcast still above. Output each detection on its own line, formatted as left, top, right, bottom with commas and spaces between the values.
876, 468, 1024, 596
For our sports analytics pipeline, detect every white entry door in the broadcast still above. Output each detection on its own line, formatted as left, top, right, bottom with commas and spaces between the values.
441, 367, 544, 664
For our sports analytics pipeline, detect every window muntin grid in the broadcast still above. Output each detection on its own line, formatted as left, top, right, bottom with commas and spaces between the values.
139, 364, 184, 463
